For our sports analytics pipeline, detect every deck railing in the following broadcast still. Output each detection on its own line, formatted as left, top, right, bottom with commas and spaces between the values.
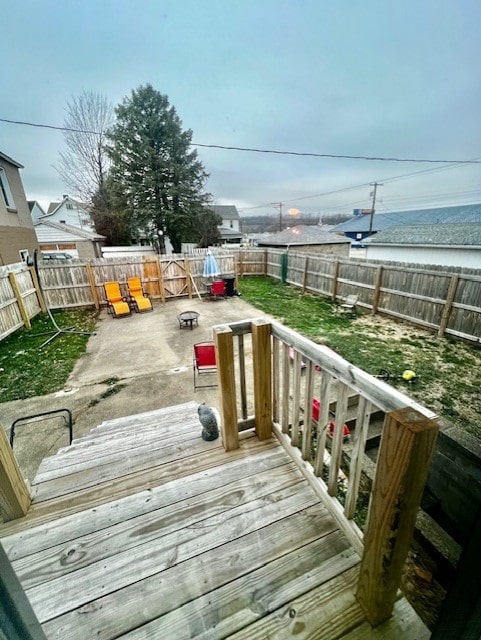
213, 317, 439, 626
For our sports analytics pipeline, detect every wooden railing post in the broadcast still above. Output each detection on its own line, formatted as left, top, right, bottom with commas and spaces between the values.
0, 428, 31, 521
213, 325, 239, 451
356, 407, 438, 626
251, 319, 272, 440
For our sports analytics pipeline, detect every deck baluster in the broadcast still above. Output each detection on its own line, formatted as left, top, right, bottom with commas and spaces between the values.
344, 397, 372, 519
328, 382, 349, 496
281, 342, 290, 434
301, 360, 315, 461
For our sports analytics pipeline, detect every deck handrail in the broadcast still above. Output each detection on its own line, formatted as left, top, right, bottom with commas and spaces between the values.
213, 317, 439, 626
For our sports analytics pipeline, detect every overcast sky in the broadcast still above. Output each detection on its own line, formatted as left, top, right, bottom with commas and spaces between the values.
1, 0, 480, 218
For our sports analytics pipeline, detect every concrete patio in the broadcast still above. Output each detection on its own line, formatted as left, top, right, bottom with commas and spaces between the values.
2, 294, 264, 481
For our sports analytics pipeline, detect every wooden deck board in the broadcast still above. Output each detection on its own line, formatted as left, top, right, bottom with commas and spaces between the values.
0, 435, 277, 537
0, 403, 429, 639
42, 504, 340, 640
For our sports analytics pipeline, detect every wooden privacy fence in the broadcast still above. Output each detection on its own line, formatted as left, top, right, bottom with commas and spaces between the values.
238, 248, 481, 343
1, 248, 480, 344
37, 253, 237, 311
0, 264, 44, 341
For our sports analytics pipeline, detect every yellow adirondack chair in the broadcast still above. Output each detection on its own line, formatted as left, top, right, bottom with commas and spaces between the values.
104, 281, 131, 318
127, 277, 153, 313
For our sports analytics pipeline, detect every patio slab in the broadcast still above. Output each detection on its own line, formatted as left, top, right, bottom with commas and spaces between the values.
2, 295, 266, 481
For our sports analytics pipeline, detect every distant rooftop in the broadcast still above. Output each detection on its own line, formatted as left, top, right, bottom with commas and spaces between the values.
366, 222, 481, 247
208, 205, 240, 220
332, 203, 481, 233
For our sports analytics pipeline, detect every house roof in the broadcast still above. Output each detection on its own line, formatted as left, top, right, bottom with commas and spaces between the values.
218, 228, 244, 240
47, 201, 61, 214
366, 223, 481, 247
34, 220, 105, 242
0, 151, 23, 169
209, 205, 240, 220
257, 225, 350, 246
28, 200, 46, 214
46, 195, 89, 215
331, 203, 481, 234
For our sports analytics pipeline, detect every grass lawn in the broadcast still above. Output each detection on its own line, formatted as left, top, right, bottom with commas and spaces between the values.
238, 276, 481, 440
0, 309, 98, 402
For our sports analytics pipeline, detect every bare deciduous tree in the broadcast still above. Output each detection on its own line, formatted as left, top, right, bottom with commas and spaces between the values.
56, 91, 114, 203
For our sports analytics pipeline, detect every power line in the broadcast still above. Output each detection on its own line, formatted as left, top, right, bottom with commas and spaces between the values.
1, 116, 480, 164
193, 143, 481, 164
238, 156, 481, 211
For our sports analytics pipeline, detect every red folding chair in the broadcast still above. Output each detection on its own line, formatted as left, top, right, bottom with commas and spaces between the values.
193, 342, 217, 390
209, 280, 226, 299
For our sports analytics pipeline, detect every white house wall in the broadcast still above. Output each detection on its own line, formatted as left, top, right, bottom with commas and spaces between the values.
365, 245, 481, 269
220, 219, 240, 232
47, 200, 94, 230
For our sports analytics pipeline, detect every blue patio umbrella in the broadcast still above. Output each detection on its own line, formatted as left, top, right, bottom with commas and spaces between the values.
203, 251, 221, 279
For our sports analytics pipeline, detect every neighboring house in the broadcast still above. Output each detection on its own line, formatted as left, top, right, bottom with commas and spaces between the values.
0, 151, 39, 265
331, 203, 481, 244
34, 220, 106, 259
43, 195, 94, 231
28, 200, 47, 224
209, 205, 244, 244
256, 224, 351, 256
364, 223, 481, 269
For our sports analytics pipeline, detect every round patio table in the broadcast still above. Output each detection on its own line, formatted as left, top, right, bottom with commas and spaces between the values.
178, 310, 199, 330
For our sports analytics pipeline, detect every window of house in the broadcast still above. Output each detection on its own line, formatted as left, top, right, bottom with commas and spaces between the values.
60, 220, 66, 224
0, 168, 15, 209
230, 220, 234, 228
19, 249, 30, 263
66, 203, 73, 210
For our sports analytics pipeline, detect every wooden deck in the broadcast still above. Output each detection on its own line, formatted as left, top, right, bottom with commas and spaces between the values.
0, 401, 429, 639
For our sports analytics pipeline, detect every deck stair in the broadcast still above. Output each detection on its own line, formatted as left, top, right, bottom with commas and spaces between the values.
0, 401, 429, 639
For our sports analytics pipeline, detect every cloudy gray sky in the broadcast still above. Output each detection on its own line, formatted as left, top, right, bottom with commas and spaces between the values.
1, 0, 480, 218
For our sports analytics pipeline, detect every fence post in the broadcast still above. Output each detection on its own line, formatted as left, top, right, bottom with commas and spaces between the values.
372, 266, 383, 315
29, 267, 46, 313
213, 325, 239, 451
8, 272, 31, 330
251, 319, 272, 440
184, 257, 193, 299
0, 428, 31, 521
332, 260, 340, 300
356, 407, 438, 626
85, 262, 99, 310
155, 257, 166, 303
302, 256, 309, 293
438, 274, 459, 338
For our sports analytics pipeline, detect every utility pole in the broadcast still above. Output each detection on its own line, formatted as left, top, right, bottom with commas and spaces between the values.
271, 202, 283, 231
368, 182, 382, 236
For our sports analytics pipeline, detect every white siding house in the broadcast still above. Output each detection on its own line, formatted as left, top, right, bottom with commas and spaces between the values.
364, 223, 481, 269
209, 205, 244, 243
44, 195, 94, 231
